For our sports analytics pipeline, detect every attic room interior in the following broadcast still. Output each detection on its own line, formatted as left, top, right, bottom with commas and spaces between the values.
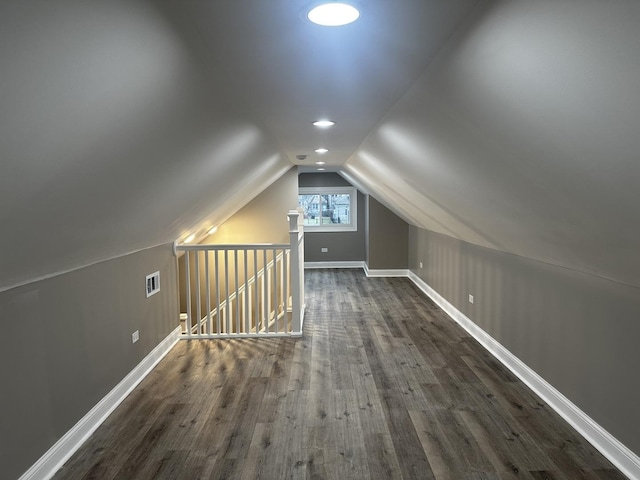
1, 0, 639, 479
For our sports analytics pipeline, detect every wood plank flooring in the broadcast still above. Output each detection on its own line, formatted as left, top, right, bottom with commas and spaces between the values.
53, 269, 626, 479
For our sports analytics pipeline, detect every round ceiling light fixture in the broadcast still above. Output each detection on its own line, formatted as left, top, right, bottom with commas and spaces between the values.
314, 148, 329, 154
308, 3, 360, 26
313, 120, 335, 128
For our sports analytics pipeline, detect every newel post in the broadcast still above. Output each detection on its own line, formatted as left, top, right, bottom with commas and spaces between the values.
288, 209, 305, 335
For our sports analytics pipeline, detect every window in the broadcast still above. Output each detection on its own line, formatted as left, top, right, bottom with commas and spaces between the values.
298, 186, 357, 232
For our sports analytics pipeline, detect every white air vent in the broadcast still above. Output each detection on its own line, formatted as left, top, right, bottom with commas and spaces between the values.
146, 271, 160, 297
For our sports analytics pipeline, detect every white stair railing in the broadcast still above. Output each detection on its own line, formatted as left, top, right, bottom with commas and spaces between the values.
176, 210, 304, 338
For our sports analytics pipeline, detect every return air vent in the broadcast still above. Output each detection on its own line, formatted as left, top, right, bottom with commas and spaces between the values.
146, 271, 160, 297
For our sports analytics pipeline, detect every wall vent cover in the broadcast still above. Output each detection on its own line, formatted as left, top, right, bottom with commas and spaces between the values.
146, 271, 160, 297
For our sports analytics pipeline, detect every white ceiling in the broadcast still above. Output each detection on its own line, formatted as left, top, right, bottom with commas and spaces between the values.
2, 0, 640, 290
156, 0, 480, 168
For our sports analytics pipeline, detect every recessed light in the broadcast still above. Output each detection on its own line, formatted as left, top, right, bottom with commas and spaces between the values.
208, 226, 218, 235
314, 148, 329, 154
317, 167, 326, 171
308, 3, 360, 26
313, 120, 335, 128
184, 233, 196, 243
315, 161, 326, 165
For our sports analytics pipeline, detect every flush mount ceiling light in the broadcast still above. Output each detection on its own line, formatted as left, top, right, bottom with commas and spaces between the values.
314, 148, 329, 154
184, 233, 196, 244
208, 226, 218, 235
313, 120, 335, 128
317, 167, 326, 171
308, 3, 360, 26
315, 161, 326, 165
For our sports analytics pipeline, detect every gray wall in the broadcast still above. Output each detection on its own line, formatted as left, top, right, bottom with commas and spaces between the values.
0, 0, 291, 292
179, 167, 299, 313
299, 173, 366, 263
207, 167, 298, 245
367, 196, 409, 269
409, 226, 640, 456
0, 244, 179, 479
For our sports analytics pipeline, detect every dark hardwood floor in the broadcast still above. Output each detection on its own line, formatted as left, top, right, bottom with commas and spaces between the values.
53, 269, 626, 479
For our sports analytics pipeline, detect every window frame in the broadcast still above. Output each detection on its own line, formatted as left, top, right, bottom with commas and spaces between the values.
298, 186, 358, 232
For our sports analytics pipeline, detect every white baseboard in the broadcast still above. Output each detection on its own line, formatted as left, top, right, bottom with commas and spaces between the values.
408, 271, 640, 480
304, 261, 365, 269
303, 262, 409, 277
363, 264, 410, 278
296, 305, 306, 336
20, 326, 182, 480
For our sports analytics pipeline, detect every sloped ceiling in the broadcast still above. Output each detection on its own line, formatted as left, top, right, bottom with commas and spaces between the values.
0, 0, 293, 290
345, 1, 640, 287
2, 0, 640, 290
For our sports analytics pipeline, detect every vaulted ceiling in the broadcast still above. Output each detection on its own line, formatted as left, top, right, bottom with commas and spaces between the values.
2, 0, 640, 291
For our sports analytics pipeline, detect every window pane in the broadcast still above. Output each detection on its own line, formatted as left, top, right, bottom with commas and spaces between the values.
331, 193, 350, 224
315, 193, 350, 224
298, 194, 321, 225
298, 188, 355, 231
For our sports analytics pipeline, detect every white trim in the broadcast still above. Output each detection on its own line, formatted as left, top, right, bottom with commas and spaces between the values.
296, 305, 306, 336
304, 261, 365, 269
182, 332, 293, 340
407, 271, 640, 480
363, 264, 410, 278
19, 326, 182, 480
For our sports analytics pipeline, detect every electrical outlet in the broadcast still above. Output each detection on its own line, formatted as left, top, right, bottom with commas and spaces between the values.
132, 330, 139, 343
419, 262, 423, 268
321, 247, 328, 253
468, 294, 474, 304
